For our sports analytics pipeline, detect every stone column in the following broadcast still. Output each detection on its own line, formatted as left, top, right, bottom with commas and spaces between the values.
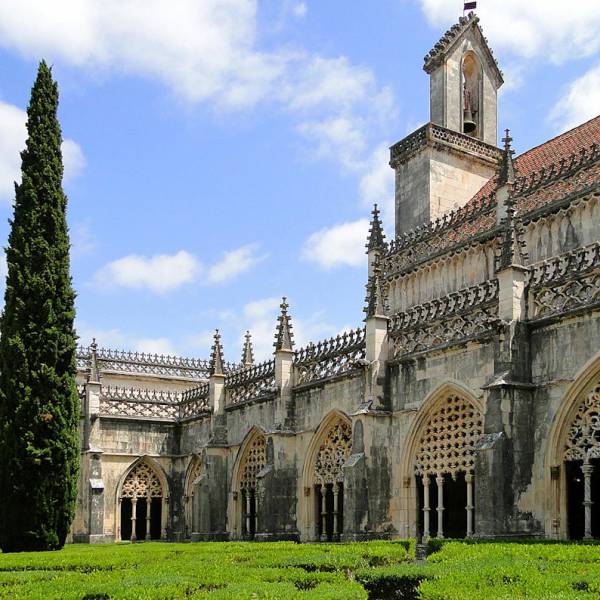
332, 483, 340, 541
245, 487, 252, 537
436, 475, 444, 539
582, 462, 594, 539
146, 497, 152, 540
320, 485, 328, 542
466, 473, 474, 537
422, 475, 431, 540
131, 498, 138, 542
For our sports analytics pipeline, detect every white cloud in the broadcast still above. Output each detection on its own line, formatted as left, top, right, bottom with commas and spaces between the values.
62, 138, 86, 182
359, 143, 395, 229
0, 1, 397, 200
206, 243, 265, 284
71, 220, 96, 257
133, 337, 177, 355
236, 296, 336, 360
551, 63, 600, 132
292, 3, 307, 19
419, 1, 600, 63
95, 250, 200, 293
301, 219, 369, 270
0, 99, 85, 202
76, 322, 178, 356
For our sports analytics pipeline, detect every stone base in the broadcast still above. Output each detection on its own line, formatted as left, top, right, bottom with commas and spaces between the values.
341, 532, 392, 542
71, 533, 114, 544
190, 532, 230, 542
253, 532, 300, 543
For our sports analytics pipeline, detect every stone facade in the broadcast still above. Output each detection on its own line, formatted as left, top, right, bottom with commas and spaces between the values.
71, 14, 600, 544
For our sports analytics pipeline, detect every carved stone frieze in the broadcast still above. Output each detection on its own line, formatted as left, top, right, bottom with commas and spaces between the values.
529, 242, 600, 319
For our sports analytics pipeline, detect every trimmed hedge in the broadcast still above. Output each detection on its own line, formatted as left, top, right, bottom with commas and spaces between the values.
1, 540, 600, 598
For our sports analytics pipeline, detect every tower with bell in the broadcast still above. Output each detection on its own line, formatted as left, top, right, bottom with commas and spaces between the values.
390, 12, 504, 235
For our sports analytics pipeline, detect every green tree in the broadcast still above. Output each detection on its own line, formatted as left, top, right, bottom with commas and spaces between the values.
0, 61, 79, 552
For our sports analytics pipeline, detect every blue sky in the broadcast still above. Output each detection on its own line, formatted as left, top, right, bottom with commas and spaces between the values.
0, 0, 598, 362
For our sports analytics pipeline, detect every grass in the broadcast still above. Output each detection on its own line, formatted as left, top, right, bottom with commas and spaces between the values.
0, 540, 599, 598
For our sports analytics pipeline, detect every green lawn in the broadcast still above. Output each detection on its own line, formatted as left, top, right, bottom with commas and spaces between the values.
0, 540, 599, 599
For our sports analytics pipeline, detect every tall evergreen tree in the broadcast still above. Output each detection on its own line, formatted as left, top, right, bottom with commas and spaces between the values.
0, 61, 79, 552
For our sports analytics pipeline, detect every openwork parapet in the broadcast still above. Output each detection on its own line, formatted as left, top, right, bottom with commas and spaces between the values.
76, 346, 238, 380
294, 328, 366, 387
390, 282, 500, 358
226, 360, 276, 406
528, 242, 600, 320
99, 385, 209, 421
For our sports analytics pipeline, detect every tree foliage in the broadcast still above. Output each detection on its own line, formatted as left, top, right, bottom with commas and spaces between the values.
0, 61, 79, 552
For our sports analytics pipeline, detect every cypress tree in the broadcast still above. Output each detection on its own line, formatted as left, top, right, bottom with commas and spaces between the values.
0, 61, 79, 552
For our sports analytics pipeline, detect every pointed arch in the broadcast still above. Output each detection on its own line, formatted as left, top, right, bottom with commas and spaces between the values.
229, 426, 267, 539
115, 456, 169, 542
183, 454, 202, 539
301, 410, 352, 541
399, 382, 483, 540
544, 352, 600, 539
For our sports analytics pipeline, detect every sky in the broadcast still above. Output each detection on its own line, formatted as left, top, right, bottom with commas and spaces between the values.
0, 0, 598, 363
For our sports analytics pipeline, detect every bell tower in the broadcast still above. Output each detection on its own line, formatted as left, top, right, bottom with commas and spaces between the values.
390, 13, 504, 235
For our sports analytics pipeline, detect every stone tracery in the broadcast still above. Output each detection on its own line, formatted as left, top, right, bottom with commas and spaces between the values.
415, 394, 483, 477
240, 434, 267, 490
564, 382, 600, 462
314, 420, 352, 485
121, 461, 164, 499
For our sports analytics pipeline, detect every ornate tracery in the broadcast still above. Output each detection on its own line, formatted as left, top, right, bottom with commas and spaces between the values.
414, 393, 483, 539
313, 420, 352, 485
564, 382, 600, 462
415, 394, 483, 477
311, 418, 352, 541
119, 461, 165, 542
238, 433, 267, 538
563, 381, 600, 539
121, 461, 163, 499
240, 434, 267, 490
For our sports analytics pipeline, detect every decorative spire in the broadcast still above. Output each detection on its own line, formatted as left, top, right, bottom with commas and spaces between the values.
242, 331, 254, 367
364, 259, 387, 318
366, 203, 386, 253
87, 338, 101, 383
498, 129, 516, 187
209, 329, 225, 376
274, 297, 294, 351
496, 196, 527, 271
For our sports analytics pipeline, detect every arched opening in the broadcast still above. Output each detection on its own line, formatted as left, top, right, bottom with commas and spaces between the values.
562, 381, 600, 539
184, 456, 202, 539
119, 460, 166, 542
237, 432, 266, 539
311, 418, 352, 541
462, 51, 482, 138
412, 392, 483, 539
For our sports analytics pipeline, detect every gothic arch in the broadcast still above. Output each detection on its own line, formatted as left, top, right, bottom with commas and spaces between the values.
115, 456, 169, 541
301, 410, 352, 541
230, 427, 267, 538
183, 454, 202, 538
544, 353, 600, 539
400, 382, 484, 539
461, 50, 483, 138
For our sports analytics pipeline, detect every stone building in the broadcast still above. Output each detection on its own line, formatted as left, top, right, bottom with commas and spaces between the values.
72, 13, 600, 543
